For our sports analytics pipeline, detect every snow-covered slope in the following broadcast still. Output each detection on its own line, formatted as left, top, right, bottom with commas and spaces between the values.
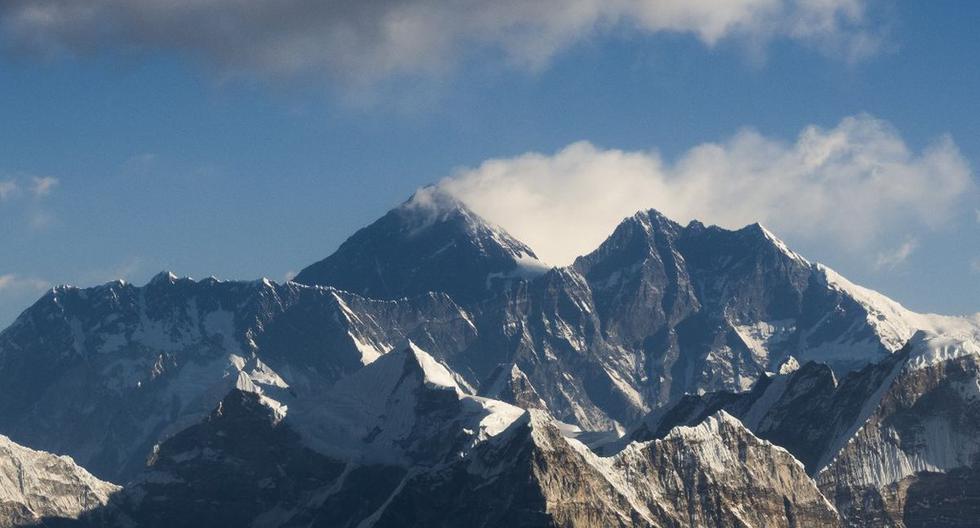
290, 341, 525, 466
813, 264, 980, 361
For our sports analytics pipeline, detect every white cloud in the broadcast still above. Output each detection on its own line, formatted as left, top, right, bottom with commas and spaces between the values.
874, 239, 918, 271
0, 0, 882, 85
1, 174, 59, 230
0, 180, 18, 201
439, 114, 974, 265
29, 176, 58, 197
0, 273, 50, 294
0, 174, 59, 201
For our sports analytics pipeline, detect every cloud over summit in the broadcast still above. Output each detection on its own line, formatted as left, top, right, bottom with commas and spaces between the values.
438, 114, 974, 266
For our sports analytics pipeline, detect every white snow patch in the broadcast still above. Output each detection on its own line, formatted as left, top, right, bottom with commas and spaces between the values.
732, 319, 796, 365
817, 264, 980, 353
407, 342, 457, 390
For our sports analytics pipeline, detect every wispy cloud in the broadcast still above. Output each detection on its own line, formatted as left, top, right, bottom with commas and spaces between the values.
0, 273, 50, 294
874, 239, 919, 271
0, 174, 59, 202
0, 180, 19, 201
0, 173, 60, 231
439, 114, 974, 265
29, 176, 58, 197
0, 0, 885, 87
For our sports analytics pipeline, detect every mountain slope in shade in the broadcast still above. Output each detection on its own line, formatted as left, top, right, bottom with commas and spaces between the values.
0, 434, 118, 526
51, 394, 839, 528
294, 187, 547, 304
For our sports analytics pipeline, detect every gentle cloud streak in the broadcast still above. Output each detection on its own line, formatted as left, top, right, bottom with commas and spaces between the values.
30, 176, 59, 197
874, 239, 918, 271
439, 114, 974, 265
0, 274, 49, 292
0, 180, 18, 201
0, 0, 881, 86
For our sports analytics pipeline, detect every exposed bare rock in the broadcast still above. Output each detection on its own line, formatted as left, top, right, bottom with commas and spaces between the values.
0, 435, 118, 526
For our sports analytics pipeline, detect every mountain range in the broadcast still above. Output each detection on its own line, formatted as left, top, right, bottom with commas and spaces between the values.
0, 187, 976, 527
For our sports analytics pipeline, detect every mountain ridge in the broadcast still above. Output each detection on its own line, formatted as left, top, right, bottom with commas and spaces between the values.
0, 189, 977, 527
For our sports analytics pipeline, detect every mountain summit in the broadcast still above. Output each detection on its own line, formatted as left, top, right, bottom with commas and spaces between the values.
293, 187, 547, 304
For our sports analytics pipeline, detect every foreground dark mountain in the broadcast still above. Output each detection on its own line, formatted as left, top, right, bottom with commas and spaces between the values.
46, 352, 841, 528
0, 188, 977, 527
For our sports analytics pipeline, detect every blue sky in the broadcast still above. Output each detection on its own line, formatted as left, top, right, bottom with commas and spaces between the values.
0, 1, 977, 327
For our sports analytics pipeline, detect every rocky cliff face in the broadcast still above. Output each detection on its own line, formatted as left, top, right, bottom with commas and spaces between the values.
0, 434, 118, 526
66, 397, 840, 528
816, 333, 980, 527
613, 412, 840, 527
626, 328, 980, 527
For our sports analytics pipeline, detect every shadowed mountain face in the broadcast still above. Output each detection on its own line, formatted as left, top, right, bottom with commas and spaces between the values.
51, 391, 840, 528
0, 190, 977, 528
0, 275, 478, 482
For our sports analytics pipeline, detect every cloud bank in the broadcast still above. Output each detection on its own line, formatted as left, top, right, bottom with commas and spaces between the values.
439, 114, 974, 265
1, 0, 881, 84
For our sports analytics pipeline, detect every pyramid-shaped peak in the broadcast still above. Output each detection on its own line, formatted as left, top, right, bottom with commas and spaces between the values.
293, 188, 542, 303
628, 209, 684, 234
573, 208, 685, 273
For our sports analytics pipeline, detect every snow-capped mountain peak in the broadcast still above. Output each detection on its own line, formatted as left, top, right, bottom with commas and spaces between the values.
293, 187, 545, 304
